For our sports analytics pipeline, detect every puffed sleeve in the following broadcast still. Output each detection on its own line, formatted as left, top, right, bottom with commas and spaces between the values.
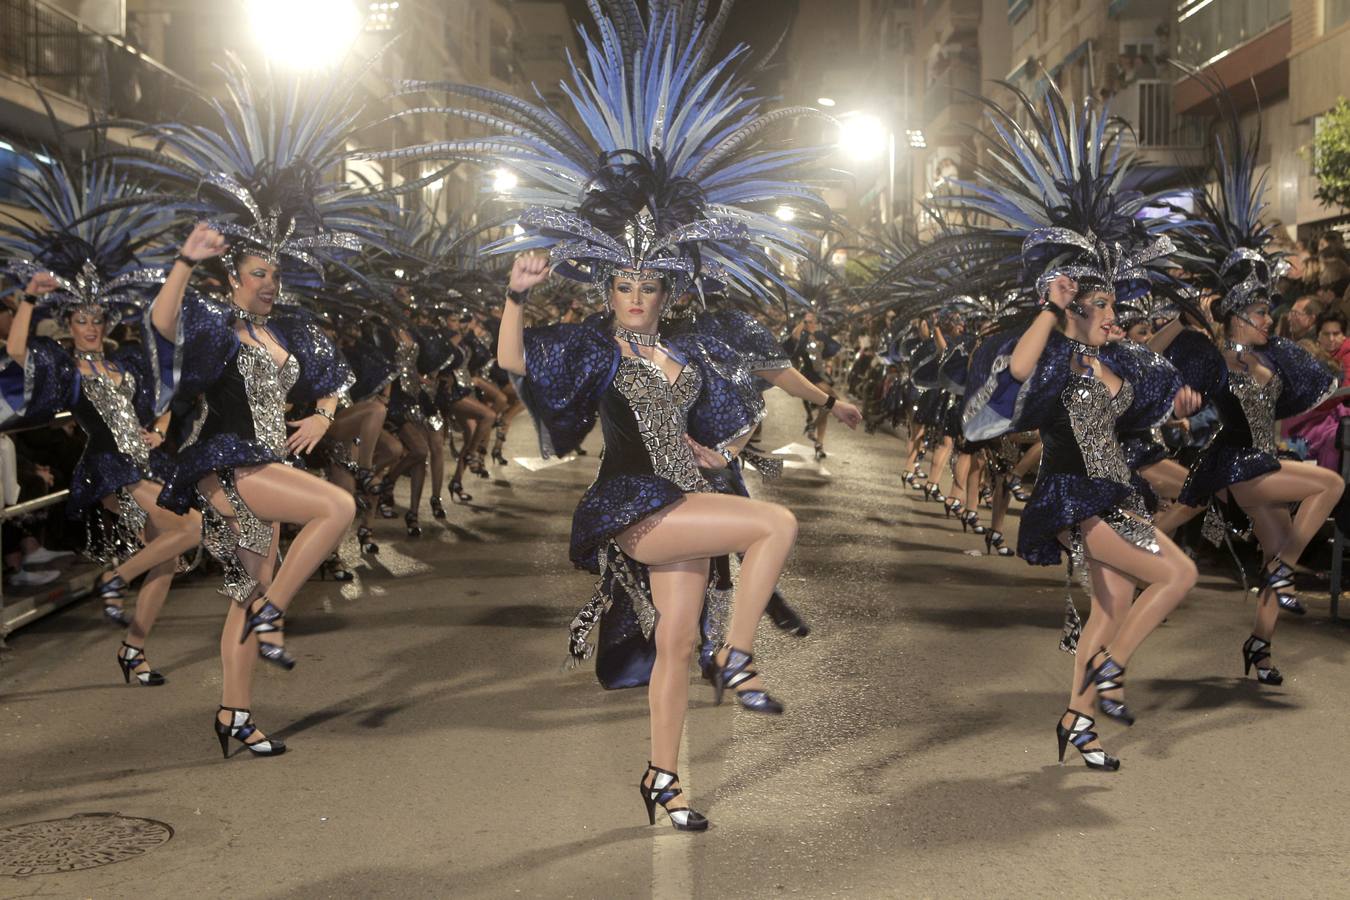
515, 322, 619, 457
693, 310, 791, 373
938, 346, 970, 396
675, 334, 766, 450
1106, 341, 1182, 432
0, 337, 78, 426
274, 311, 354, 404
141, 291, 233, 414
961, 329, 1070, 441
346, 342, 397, 403
1163, 329, 1227, 398
1264, 335, 1337, 419
416, 327, 457, 375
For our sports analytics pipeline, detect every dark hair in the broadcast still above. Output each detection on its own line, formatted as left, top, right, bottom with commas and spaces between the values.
1316, 309, 1348, 334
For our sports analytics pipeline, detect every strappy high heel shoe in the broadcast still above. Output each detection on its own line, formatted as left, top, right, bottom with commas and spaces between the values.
214, 706, 286, 759
944, 497, 963, 519
766, 591, 810, 637
318, 554, 354, 582
1056, 709, 1120, 771
354, 466, 381, 495
357, 525, 379, 555
491, 427, 509, 465
377, 495, 397, 518
1242, 634, 1283, 685
97, 572, 131, 627
901, 470, 919, 489
1008, 475, 1031, 502
1259, 558, 1306, 615
711, 646, 784, 714
429, 496, 447, 519
813, 440, 827, 461
924, 483, 945, 504
985, 530, 1014, 556
639, 763, 708, 832
469, 456, 490, 479
405, 511, 422, 538
961, 510, 986, 535
241, 597, 295, 670
448, 478, 473, 504
1080, 647, 1134, 725
117, 642, 165, 687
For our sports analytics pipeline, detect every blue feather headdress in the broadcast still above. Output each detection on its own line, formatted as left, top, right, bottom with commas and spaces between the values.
108, 52, 388, 293
355, 0, 830, 302
0, 146, 176, 322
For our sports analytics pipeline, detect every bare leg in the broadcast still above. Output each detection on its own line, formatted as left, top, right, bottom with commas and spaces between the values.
109, 480, 202, 583
646, 559, 708, 803
1064, 556, 1133, 750
929, 436, 955, 495
216, 525, 279, 743
396, 423, 431, 514
428, 424, 446, 499
1013, 442, 1042, 479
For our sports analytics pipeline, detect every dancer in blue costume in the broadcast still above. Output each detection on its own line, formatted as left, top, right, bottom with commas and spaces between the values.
0, 149, 200, 687
361, 0, 835, 829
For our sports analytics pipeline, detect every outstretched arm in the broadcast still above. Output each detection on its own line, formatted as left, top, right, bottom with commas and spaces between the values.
1009, 275, 1075, 382
757, 366, 862, 428
497, 254, 550, 376
150, 223, 226, 340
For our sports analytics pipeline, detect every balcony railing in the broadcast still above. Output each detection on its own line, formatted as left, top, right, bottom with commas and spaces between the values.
1117, 79, 1205, 149
0, 0, 199, 123
923, 65, 981, 126
1177, 0, 1290, 68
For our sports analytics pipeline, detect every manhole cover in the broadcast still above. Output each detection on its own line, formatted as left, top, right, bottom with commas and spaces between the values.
0, 813, 173, 877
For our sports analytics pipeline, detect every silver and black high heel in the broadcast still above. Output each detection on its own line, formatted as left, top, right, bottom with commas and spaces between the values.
1056, 708, 1120, 771
214, 706, 286, 759
117, 642, 165, 686
241, 596, 295, 670
1242, 634, 1283, 685
984, 530, 1014, 556
711, 646, 784, 714
1008, 475, 1031, 502
357, 525, 379, 555
1080, 646, 1134, 726
97, 572, 131, 627
944, 497, 963, 519
639, 763, 708, 832
924, 483, 945, 503
813, 440, 827, 461
1260, 558, 1306, 615
429, 496, 447, 520
405, 511, 422, 537
961, 510, 986, 535
766, 591, 810, 637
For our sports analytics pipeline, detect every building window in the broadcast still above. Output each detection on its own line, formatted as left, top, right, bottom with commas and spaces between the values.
1177, 0, 1290, 66
1328, 0, 1350, 32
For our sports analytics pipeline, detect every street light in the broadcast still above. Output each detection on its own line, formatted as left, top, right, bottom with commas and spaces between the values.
817, 97, 837, 108
248, 0, 363, 70
838, 113, 887, 162
493, 169, 519, 193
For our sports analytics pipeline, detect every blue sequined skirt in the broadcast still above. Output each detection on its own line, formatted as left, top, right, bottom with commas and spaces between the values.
570, 474, 686, 572
914, 389, 943, 426
1018, 473, 1139, 566
1178, 445, 1280, 507
1122, 435, 1166, 471
158, 433, 279, 514
67, 450, 172, 514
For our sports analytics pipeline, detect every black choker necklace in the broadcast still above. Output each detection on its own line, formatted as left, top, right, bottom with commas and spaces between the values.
233, 307, 270, 326
1224, 340, 1259, 353
1067, 338, 1100, 358
614, 325, 659, 346
74, 349, 105, 362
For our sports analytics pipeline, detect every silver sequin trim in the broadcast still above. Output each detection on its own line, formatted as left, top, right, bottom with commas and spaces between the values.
613, 357, 709, 494
82, 370, 149, 468
237, 343, 299, 456
197, 468, 274, 604
1063, 375, 1134, 486
1228, 370, 1282, 456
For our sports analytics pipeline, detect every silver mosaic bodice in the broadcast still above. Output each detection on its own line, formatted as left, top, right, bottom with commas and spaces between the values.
82, 369, 148, 467
613, 355, 708, 493
237, 343, 299, 455
1062, 373, 1135, 484
1228, 369, 1282, 455
395, 341, 419, 393
803, 336, 822, 364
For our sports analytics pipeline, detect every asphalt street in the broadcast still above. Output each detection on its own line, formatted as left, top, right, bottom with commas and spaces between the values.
2, 390, 1349, 898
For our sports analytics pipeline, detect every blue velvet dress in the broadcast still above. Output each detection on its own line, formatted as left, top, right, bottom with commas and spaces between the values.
1174, 333, 1334, 506
148, 293, 352, 601
515, 314, 764, 670
963, 330, 1182, 565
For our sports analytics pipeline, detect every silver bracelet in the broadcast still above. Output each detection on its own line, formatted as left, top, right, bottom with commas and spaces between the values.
720, 447, 735, 464
315, 407, 335, 422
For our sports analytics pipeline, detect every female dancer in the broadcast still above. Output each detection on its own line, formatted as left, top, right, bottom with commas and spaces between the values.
786, 311, 842, 460
0, 153, 201, 685
944, 84, 1202, 769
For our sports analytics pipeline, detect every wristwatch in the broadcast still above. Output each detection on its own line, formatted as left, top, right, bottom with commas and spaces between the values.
506, 287, 530, 305
720, 447, 735, 464
174, 253, 199, 268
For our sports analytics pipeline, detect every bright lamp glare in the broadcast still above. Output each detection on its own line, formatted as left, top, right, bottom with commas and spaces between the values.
839, 113, 886, 162
774, 205, 796, 222
249, 0, 362, 69
493, 169, 519, 193
817, 97, 836, 108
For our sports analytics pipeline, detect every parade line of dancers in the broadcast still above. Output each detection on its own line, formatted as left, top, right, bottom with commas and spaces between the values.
2, 1, 1345, 830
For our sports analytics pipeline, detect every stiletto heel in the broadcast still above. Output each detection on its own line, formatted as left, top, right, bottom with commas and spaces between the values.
638, 764, 708, 831
319, 554, 354, 582
97, 572, 131, 627
984, 530, 1014, 556
357, 525, 379, 555
766, 591, 810, 637
1242, 634, 1283, 685
1259, 558, 1306, 615
469, 456, 489, 478
117, 642, 165, 686
711, 646, 784, 714
1080, 647, 1134, 725
1008, 475, 1031, 502
813, 440, 827, 461
405, 511, 422, 537
214, 706, 286, 759
448, 478, 473, 504
241, 597, 295, 670
429, 496, 447, 519
962, 510, 985, 534
924, 483, 945, 504
1056, 709, 1120, 771
944, 497, 962, 519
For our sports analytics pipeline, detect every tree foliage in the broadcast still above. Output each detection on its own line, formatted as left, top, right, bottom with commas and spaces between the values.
1312, 98, 1350, 211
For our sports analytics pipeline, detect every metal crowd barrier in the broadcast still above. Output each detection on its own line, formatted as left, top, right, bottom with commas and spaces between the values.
0, 412, 91, 647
